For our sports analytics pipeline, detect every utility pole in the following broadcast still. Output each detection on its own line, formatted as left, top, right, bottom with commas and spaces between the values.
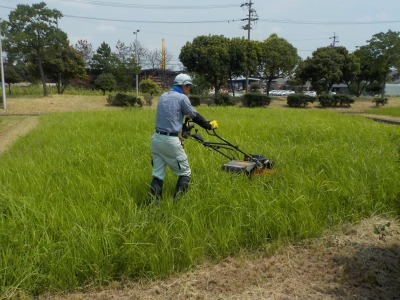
0, 21, 6, 112
329, 32, 339, 47
241, 1, 258, 92
160, 38, 166, 70
133, 30, 140, 98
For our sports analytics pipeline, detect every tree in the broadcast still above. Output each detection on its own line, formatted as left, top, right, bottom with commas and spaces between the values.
94, 73, 116, 95
42, 45, 87, 94
144, 48, 173, 70
227, 38, 260, 96
113, 55, 140, 91
115, 40, 131, 62
4, 64, 22, 94
179, 35, 230, 96
364, 30, 400, 98
342, 48, 372, 97
90, 42, 118, 77
259, 34, 300, 95
74, 39, 93, 68
4, 2, 66, 96
297, 46, 350, 94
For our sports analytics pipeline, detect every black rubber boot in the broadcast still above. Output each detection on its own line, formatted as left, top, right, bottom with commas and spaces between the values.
150, 177, 163, 204
173, 176, 190, 199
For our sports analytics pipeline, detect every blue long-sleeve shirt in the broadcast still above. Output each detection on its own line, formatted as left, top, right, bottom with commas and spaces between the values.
155, 88, 199, 134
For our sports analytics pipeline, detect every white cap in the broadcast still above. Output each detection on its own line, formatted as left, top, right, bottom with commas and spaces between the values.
173, 74, 193, 86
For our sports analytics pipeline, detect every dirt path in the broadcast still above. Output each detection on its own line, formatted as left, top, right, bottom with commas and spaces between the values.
1, 96, 400, 299
0, 116, 39, 156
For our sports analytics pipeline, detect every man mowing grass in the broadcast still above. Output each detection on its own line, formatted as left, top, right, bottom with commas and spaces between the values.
150, 73, 217, 203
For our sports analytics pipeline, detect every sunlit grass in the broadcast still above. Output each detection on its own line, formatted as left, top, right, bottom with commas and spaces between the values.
365, 106, 400, 117
0, 107, 399, 297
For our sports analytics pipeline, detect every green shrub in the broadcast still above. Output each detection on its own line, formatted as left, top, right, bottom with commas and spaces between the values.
189, 95, 201, 107
143, 95, 153, 106
242, 93, 271, 107
333, 94, 355, 107
107, 93, 142, 107
319, 94, 355, 107
318, 95, 333, 107
139, 78, 160, 96
372, 97, 389, 106
215, 93, 235, 106
287, 94, 315, 107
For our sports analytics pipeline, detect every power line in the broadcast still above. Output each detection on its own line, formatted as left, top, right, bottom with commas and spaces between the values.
63, 14, 241, 24
59, 0, 239, 9
1, 5, 399, 25
258, 18, 400, 25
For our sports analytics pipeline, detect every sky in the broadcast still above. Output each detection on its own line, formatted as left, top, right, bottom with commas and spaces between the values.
1, 0, 399, 70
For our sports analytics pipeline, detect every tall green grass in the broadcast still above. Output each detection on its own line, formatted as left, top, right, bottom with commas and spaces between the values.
0, 107, 399, 297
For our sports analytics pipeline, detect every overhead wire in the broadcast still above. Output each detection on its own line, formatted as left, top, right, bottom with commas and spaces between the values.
0, 4, 399, 25
58, 0, 239, 9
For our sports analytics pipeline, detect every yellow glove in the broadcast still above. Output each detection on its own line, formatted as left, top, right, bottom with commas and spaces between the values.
209, 120, 218, 129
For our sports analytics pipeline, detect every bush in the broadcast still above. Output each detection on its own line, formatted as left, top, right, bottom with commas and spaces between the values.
242, 93, 271, 107
333, 94, 355, 107
372, 97, 388, 106
107, 93, 142, 107
143, 95, 153, 106
215, 93, 235, 106
287, 94, 315, 107
189, 95, 201, 107
319, 94, 355, 107
139, 78, 160, 96
318, 95, 334, 107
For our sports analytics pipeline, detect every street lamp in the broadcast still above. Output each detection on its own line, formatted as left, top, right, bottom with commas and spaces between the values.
133, 30, 140, 98
0, 20, 6, 112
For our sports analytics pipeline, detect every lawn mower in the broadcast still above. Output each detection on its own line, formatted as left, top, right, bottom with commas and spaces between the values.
181, 117, 274, 177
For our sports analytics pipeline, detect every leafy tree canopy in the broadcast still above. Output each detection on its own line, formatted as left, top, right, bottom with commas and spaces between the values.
259, 34, 299, 95
179, 35, 230, 95
4, 2, 67, 96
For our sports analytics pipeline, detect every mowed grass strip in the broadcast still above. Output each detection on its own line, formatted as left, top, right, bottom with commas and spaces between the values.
365, 106, 400, 117
0, 107, 399, 297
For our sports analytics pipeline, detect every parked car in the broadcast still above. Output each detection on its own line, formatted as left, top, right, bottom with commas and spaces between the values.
304, 91, 317, 97
283, 90, 295, 95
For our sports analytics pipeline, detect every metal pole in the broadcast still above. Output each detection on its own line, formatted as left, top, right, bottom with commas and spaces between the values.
245, 0, 252, 93
133, 30, 140, 98
0, 23, 6, 112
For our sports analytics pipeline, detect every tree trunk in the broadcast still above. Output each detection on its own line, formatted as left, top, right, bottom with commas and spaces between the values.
229, 74, 235, 97
37, 54, 48, 96
266, 78, 273, 96
381, 76, 387, 99
57, 72, 62, 94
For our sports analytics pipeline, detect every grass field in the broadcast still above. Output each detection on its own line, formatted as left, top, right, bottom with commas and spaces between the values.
0, 105, 399, 298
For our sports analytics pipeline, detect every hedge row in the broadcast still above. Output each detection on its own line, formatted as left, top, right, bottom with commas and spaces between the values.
287, 94, 356, 108
189, 93, 271, 108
